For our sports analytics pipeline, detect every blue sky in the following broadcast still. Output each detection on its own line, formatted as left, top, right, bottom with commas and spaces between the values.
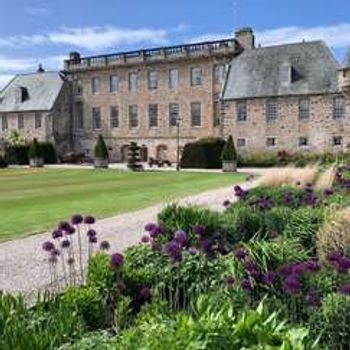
0, 0, 350, 88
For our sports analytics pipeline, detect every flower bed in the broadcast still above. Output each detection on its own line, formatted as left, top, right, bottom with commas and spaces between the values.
3, 166, 350, 349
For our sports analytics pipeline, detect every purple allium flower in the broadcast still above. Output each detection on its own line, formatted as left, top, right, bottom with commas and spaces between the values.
42, 241, 55, 252
338, 284, 350, 295
61, 239, 70, 249
292, 262, 308, 275
234, 248, 248, 260
277, 263, 295, 277
84, 215, 95, 225
100, 240, 110, 251
66, 225, 76, 235
241, 278, 252, 290
110, 253, 124, 269
199, 237, 210, 252
148, 224, 161, 238
305, 260, 321, 273
58, 221, 71, 232
258, 196, 274, 210
193, 225, 206, 236
224, 276, 235, 287
223, 200, 231, 207
283, 274, 301, 295
52, 229, 63, 240
326, 250, 342, 263
234, 185, 246, 197
164, 240, 180, 256
67, 257, 75, 265
324, 188, 334, 197
51, 248, 60, 256
87, 229, 97, 238
283, 192, 295, 206
188, 246, 198, 255
337, 257, 350, 274
244, 260, 258, 273
71, 214, 83, 225
174, 230, 187, 245
89, 236, 98, 244
145, 222, 157, 232
141, 235, 151, 243
261, 271, 277, 285
138, 286, 151, 300
219, 244, 230, 255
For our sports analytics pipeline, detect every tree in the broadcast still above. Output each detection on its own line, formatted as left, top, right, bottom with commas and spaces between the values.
127, 142, 143, 171
94, 135, 108, 159
221, 135, 237, 162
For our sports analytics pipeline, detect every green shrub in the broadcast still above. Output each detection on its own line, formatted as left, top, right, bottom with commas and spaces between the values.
62, 286, 105, 330
0, 155, 8, 168
284, 206, 325, 254
28, 138, 43, 159
0, 292, 83, 350
87, 252, 114, 293
94, 135, 108, 159
40, 142, 57, 164
221, 135, 237, 161
59, 331, 116, 350
5, 144, 29, 164
238, 151, 279, 167
181, 137, 225, 169
310, 293, 350, 349
264, 206, 295, 236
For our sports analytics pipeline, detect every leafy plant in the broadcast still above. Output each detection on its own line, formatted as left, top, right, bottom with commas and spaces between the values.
28, 138, 43, 159
94, 135, 108, 159
221, 135, 237, 161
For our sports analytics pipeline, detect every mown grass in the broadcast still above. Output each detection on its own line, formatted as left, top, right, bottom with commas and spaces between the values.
0, 168, 245, 240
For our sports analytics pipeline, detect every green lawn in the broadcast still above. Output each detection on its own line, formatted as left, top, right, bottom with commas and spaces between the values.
0, 168, 245, 240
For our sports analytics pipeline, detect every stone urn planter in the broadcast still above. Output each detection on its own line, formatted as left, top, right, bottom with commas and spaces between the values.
222, 160, 237, 172
29, 157, 44, 168
94, 157, 109, 168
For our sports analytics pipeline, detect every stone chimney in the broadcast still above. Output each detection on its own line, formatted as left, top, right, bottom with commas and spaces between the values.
339, 47, 350, 96
235, 27, 255, 50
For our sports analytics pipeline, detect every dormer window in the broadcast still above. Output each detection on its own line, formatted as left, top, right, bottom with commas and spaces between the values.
280, 64, 292, 86
15, 86, 29, 103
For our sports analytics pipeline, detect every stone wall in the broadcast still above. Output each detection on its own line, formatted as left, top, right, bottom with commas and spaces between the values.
222, 94, 350, 153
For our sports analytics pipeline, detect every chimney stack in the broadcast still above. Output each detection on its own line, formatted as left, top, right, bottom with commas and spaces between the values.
235, 27, 255, 50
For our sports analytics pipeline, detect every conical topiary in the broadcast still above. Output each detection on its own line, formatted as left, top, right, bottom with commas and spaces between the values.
221, 135, 237, 161
94, 135, 108, 159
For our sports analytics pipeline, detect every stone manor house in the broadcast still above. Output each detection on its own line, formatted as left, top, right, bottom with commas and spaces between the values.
1, 27, 350, 162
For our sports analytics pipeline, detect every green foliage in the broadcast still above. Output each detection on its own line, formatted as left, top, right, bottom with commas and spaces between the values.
0, 292, 83, 350
87, 252, 114, 293
0, 154, 8, 168
28, 138, 43, 159
238, 151, 280, 167
264, 206, 296, 236
221, 135, 237, 161
283, 206, 325, 253
127, 142, 142, 171
94, 135, 108, 159
5, 144, 29, 164
59, 331, 117, 350
6, 130, 27, 146
62, 286, 105, 330
40, 142, 57, 164
181, 137, 225, 169
310, 293, 350, 349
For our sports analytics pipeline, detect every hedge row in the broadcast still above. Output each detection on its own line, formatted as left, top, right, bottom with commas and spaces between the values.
5, 142, 57, 165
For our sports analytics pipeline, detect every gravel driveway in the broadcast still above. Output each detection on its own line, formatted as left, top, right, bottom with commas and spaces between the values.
0, 179, 258, 296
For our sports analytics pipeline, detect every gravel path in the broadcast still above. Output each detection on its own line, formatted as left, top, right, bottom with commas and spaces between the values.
0, 179, 258, 296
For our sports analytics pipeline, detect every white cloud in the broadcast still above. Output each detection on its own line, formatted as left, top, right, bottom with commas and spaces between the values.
25, 6, 50, 16
48, 26, 169, 51
0, 25, 171, 51
190, 23, 350, 50
0, 55, 65, 72
257, 23, 350, 48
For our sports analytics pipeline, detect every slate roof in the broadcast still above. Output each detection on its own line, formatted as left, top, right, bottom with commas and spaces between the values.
0, 72, 65, 112
222, 41, 339, 100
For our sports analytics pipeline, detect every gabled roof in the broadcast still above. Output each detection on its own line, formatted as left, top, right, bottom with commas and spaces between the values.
0, 72, 65, 113
343, 47, 350, 68
222, 41, 339, 100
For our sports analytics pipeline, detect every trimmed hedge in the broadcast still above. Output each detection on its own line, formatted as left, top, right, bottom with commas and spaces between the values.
181, 138, 225, 169
5, 142, 57, 165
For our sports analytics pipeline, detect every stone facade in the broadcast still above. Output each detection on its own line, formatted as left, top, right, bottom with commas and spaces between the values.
0, 72, 71, 155
221, 94, 350, 153
65, 37, 241, 162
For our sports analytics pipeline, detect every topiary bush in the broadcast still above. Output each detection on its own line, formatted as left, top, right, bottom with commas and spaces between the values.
181, 138, 225, 169
5, 145, 29, 164
0, 155, 8, 168
221, 135, 237, 161
127, 142, 142, 171
94, 135, 108, 159
28, 138, 43, 159
40, 142, 57, 164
